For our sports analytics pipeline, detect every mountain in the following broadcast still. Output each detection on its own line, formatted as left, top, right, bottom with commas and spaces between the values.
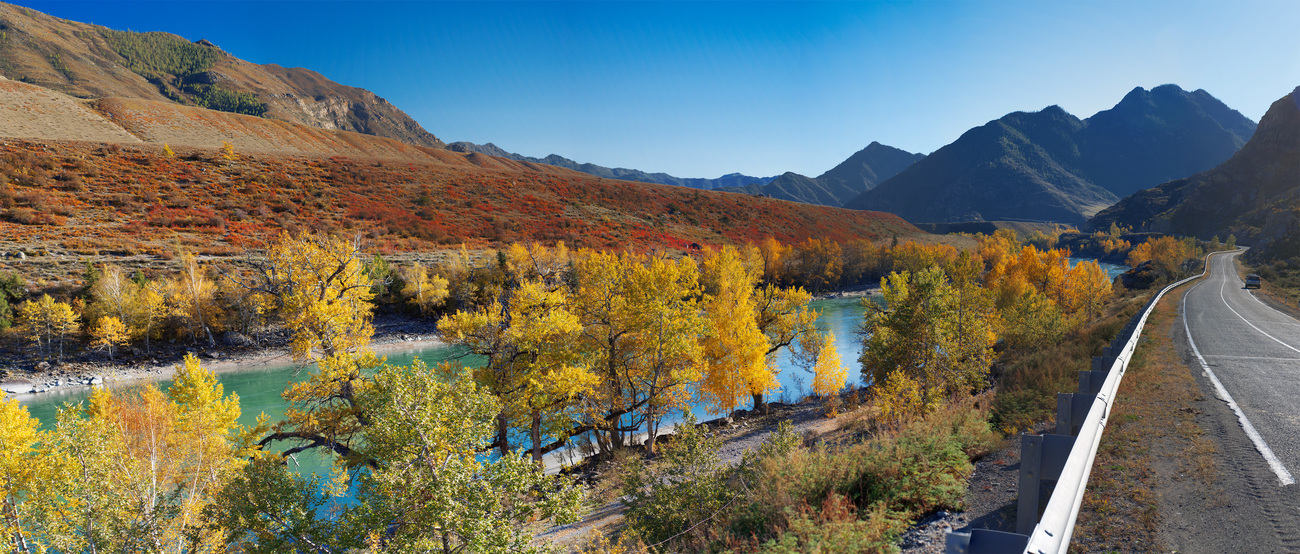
817, 142, 927, 198
1092, 86, 1300, 258
447, 141, 774, 190
845, 85, 1256, 225
1079, 85, 1258, 198
719, 142, 924, 206
0, 2, 443, 147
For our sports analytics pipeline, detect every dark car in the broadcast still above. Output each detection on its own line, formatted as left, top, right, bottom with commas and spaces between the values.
1245, 274, 1262, 289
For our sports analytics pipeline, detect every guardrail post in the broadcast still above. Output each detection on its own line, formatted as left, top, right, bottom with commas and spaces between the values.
1017, 434, 1043, 535
1078, 370, 1109, 395
1056, 393, 1096, 436
1017, 433, 1078, 535
1091, 355, 1114, 372
946, 529, 1030, 553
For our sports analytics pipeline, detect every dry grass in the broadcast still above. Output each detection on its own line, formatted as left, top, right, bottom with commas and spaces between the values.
1071, 282, 1218, 552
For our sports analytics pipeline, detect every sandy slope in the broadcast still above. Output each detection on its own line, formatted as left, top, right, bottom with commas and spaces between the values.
0, 79, 142, 143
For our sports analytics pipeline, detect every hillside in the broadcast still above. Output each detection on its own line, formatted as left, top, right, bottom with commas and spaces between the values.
446, 141, 775, 190
0, 137, 923, 286
0, 2, 443, 147
1092, 86, 1300, 258
846, 85, 1255, 225
0, 78, 501, 166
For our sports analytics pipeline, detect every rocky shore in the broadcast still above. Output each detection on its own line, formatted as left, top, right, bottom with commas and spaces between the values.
0, 313, 446, 399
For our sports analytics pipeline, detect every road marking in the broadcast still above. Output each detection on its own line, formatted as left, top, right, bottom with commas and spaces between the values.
1185, 279, 1296, 486
1204, 355, 1300, 362
1218, 276, 1300, 355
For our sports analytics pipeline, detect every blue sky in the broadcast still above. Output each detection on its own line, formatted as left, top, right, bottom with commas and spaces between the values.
18, 1, 1300, 178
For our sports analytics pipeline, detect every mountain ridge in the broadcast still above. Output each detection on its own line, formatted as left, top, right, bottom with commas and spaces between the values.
446, 141, 776, 190
1092, 85, 1300, 258
717, 142, 924, 206
0, 2, 444, 148
845, 85, 1256, 225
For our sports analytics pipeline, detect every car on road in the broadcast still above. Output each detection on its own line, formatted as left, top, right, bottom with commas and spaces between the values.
1245, 274, 1262, 289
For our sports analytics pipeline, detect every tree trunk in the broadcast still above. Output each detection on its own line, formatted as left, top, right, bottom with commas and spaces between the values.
530, 409, 542, 464
752, 392, 767, 415
611, 412, 625, 449
496, 412, 510, 458
645, 417, 658, 455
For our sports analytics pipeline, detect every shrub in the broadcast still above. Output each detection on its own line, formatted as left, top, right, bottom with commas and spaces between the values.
620, 413, 731, 549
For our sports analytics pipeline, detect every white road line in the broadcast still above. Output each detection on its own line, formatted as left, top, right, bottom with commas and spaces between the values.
1184, 280, 1296, 486
1218, 276, 1300, 355
1203, 355, 1300, 362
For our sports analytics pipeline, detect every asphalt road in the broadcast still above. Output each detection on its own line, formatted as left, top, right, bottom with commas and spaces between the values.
1172, 249, 1300, 552
1183, 250, 1300, 485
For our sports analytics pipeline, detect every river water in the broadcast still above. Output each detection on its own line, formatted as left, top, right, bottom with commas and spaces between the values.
18, 258, 1126, 474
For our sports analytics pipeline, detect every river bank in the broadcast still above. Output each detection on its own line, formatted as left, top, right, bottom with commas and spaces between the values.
1, 313, 447, 400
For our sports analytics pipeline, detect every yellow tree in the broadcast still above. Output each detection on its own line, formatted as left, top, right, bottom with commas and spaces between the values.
622, 254, 707, 453
400, 262, 450, 316
756, 236, 792, 284
811, 331, 847, 399
1063, 259, 1113, 320
567, 250, 706, 454
233, 232, 378, 465
17, 294, 79, 362
753, 281, 819, 410
26, 403, 123, 553
1127, 236, 1202, 280
503, 241, 571, 285
138, 280, 168, 354
0, 393, 41, 552
699, 246, 773, 415
91, 316, 129, 360
569, 249, 642, 452
89, 264, 139, 331
440, 279, 596, 463
166, 253, 219, 347
789, 238, 843, 291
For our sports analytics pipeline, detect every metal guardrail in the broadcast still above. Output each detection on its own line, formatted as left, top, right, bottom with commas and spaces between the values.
947, 250, 1226, 554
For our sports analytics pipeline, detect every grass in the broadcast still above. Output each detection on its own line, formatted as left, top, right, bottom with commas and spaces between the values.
990, 291, 1148, 435
1070, 279, 1220, 552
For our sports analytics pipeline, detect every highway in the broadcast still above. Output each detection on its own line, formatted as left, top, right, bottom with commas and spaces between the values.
1182, 250, 1300, 486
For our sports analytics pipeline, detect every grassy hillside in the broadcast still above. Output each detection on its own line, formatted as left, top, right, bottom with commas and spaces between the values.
0, 138, 924, 286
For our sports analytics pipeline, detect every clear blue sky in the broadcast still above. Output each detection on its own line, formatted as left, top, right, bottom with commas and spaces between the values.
18, 1, 1300, 178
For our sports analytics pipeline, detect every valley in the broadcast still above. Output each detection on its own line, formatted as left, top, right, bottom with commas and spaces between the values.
0, 1, 1297, 553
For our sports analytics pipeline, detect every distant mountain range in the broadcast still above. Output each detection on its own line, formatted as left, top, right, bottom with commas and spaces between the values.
1093, 86, 1300, 258
845, 85, 1257, 225
447, 141, 775, 190
0, 2, 442, 147
718, 142, 925, 206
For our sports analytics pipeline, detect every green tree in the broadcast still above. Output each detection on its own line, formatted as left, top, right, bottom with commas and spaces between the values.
350, 362, 583, 552
207, 362, 583, 553
860, 266, 997, 411
0, 271, 24, 331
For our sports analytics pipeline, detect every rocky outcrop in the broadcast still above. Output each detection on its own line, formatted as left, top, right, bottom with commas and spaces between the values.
0, 2, 443, 148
